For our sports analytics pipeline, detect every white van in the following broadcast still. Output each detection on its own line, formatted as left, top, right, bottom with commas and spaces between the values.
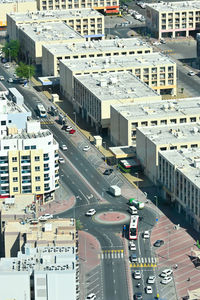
128, 206, 138, 215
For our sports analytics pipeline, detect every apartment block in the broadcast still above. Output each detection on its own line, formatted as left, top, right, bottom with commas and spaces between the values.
136, 123, 200, 184
4, 218, 76, 257
43, 37, 153, 76
146, 1, 200, 39
0, 0, 36, 27
60, 52, 176, 100
72, 72, 161, 133
18, 21, 84, 64
36, 0, 119, 14
7, 8, 104, 41
110, 97, 200, 146
0, 243, 78, 300
158, 148, 200, 232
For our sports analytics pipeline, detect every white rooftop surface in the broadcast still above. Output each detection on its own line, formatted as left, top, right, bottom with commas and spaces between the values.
8, 8, 102, 22
160, 148, 200, 189
0, 94, 30, 114
0, 272, 30, 300
43, 38, 152, 55
138, 122, 200, 145
0, 0, 33, 2
18, 21, 83, 42
75, 72, 160, 101
112, 97, 200, 121
147, 1, 200, 12
62, 52, 175, 72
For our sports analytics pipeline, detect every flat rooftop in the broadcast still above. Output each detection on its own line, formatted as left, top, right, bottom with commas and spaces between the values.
147, 1, 200, 12
75, 72, 161, 102
0, 0, 34, 3
0, 195, 34, 217
160, 148, 200, 189
112, 97, 200, 121
18, 21, 83, 42
0, 94, 30, 114
8, 8, 102, 23
137, 122, 200, 145
43, 38, 152, 56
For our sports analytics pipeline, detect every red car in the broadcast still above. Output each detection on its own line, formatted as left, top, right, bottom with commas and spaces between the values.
69, 129, 76, 134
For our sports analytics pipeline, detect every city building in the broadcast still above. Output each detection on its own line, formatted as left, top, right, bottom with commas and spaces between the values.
0, 119, 59, 201
3, 218, 76, 257
7, 8, 104, 41
146, 1, 200, 39
110, 97, 200, 146
0, 0, 36, 27
36, 0, 119, 14
0, 243, 78, 300
71, 72, 161, 133
18, 21, 84, 64
158, 148, 200, 232
42, 38, 153, 76
136, 123, 200, 184
60, 52, 176, 99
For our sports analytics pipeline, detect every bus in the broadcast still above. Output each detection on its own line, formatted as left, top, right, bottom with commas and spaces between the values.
129, 215, 139, 240
129, 198, 145, 210
36, 104, 47, 118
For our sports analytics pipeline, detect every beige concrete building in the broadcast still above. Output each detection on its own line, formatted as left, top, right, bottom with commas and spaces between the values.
60, 52, 176, 99
146, 1, 200, 39
136, 123, 200, 184
0, 0, 36, 27
42, 38, 153, 76
72, 72, 161, 133
158, 148, 200, 232
18, 21, 84, 64
7, 8, 104, 41
4, 218, 76, 257
111, 97, 200, 146
36, 0, 119, 14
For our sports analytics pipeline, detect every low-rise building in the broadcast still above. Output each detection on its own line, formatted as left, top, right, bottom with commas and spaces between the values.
158, 148, 200, 232
0, 0, 36, 27
7, 8, 104, 41
18, 21, 84, 64
110, 97, 200, 146
146, 1, 200, 39
36, 0, 119, 14
42, 37, 152, 76
60, 52, 176, 99
136, 123, 200, 184
72, 72, 161, 133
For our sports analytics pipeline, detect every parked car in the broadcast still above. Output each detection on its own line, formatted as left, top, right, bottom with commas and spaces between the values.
161, 276, 173, 285
83, 145, 90, 151
154, 240, 164, 247
0, 75, 4, 80
61, 144, 67, 150
39, 214, 53, 221
58, 157, 65, 164
4, 63, 11, 68
134, 293, 143, 300
134, 270, 141, 279
160, 38, 166, 44
160, 269, 173, 278
85, 209, 96, 216
8, 77, 13, 83
104, 168, 113, 175
69, 129, 76, 134
145, 286, 153, 294
143, 231, 150, 239
86, 293, 96, 300
66, 126, 73, 131
153, 41, 161, 46
147, 275, 156, 284
188, 71, 196, 76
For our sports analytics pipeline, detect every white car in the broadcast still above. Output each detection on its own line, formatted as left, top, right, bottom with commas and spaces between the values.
58, 157, 65, 164
8, 77, 13, 83
129, 243, 136, 251
147, 275, 156, 284
66, 126, 73, 131
161, 276, 173, 285
85, 209, 96, 216
143, 231, 150, 239
160, 269, 173, 278
83, 145, 91, 152
134, 270, 141, 279
153, 41, 161, 46
86, 293, 96, 300
0, 75, 4, 80
39, 213, 53, 221
188, 71, 196, 76
146, 286, 153, 294
61, 145, 67, 151
4, 63, 11, 68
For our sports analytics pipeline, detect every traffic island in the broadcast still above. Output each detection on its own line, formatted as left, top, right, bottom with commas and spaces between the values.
95, 211, 130, 224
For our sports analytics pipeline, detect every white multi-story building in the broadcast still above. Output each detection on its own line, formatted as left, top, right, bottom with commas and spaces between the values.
146, 1, 200, 39
43, 37, 153, 76
158, 148, 200, 232
136, 123, 200, 184
110, 97, 200, 146
7, 8, 104, 41
72, 71, 161, 133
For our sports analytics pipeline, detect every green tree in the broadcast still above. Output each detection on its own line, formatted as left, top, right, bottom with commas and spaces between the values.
76, 219, 83, 230
2, 40, 20, 61
16, 62, 35, 80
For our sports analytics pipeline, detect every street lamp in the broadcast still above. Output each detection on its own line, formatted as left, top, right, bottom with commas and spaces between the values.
135, 172, 139, 201
154, 195, 158, 208
73, 111, 76, 126
103, 141, 107, 164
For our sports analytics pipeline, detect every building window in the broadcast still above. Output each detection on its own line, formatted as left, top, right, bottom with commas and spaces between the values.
4, 146, 9, 150
13, 177, 18, 182
12, 157, 17, 162
35, 156, 40, 161
181, 145, 187, 149
36, 186, 41, 191
161, 120, 167, 125
191, 144, 198, 148
31, 145, 36, 149
170, 146, 177, 150
170, 119, 176, 124
25, 146, 30, 150
180, 118, 186, 123
13, 167, 18, 172
13, 187, 18, 192
160, 147, 167, 151
35, 166, 40, 171
35, 176, 40, 181
190, 117, 196, 122
1, 121, 6, 125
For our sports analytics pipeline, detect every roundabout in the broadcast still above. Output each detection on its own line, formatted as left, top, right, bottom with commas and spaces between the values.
94, 211, 130, 225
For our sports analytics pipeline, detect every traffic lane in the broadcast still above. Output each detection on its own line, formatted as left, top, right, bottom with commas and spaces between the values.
113, 259, 129, 300
102, 260, 117, 300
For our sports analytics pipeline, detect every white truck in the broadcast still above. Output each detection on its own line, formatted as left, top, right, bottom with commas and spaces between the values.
109, 185, 121, 196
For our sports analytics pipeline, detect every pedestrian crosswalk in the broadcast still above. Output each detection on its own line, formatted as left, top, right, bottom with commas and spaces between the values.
99, 249, 124, 260
40, 120, 54, 125
130, 257, 158, 268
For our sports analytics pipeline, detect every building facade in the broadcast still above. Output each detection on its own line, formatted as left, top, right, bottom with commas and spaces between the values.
7, 9, 104, 41
146, 1, 200, 39
110, 97, 200, 146
42, 37, 153, 76
158, 148, 200, 232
